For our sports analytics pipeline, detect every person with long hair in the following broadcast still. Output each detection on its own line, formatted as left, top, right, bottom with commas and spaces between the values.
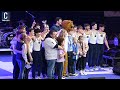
23, 28, 35, 79
58, 29, 69, 77
16, 33, 30, 79
78, 36, 89, 75
56, 37, 66, 79
10, 25, 27, 79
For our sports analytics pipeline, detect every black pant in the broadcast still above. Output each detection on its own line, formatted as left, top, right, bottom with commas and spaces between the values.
12, 54, 20, 79
77, 57, 86, 70
56, 62, 63, 79
88, 44, 97, 67
68, 51, 75, 74
72, 59, 77, 74
41, 47, 47, 76
23, 67, 31, 79
23, 53, 32, 79
32, 51, 42, 78
86, 46, 90, 62
96, 44, 104, 66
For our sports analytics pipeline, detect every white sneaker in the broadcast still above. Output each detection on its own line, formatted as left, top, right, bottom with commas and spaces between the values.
80, 70, 85, 75
100, 67, 105, 70
36, 76, 41, 79
72, 73, 79, 76
89, 68, 94, 72
94, 67, 99, 71
83, 70, 87, 75
62, 77, 66, 79
75, 73, 79, 76
85, 69, 89, 72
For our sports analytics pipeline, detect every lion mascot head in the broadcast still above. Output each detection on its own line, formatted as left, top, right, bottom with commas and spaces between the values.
61, 20, 74, 32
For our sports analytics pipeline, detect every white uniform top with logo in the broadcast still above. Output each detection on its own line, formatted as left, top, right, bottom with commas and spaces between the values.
33, 38, 41, 51
89, 30, 98, 44
29, 40, 33, 53
83, 32, 90, 44
44, 37, 58, 60
96, 32, 106, 44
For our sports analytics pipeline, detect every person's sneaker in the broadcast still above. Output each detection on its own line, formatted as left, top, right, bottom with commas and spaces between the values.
54, 75, 58, 79
100, 67, 105, 70
69, 73, 76, 76
36, 76, 41, 79
98, 66, 102, 70
69, 73, 72, 76
80, 71, 84, 75
72, 73, 79, 76
75, 73, 79, 76
94, 67, 99, 71
62, 77, 66, 79
43, 74, 47, 79
63, 74, 69, 77
83, 71, 87, 75
89, 68, 94, 72
85, 69, 89, 72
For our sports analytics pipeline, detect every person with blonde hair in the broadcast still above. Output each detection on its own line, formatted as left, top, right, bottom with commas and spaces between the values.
16, 33, 30, 79
58, 29, 69, 77
78, 36, 89, 75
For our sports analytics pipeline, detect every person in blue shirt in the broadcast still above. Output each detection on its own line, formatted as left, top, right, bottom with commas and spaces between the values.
50, 17, 62, 32
72, 37, 79, 76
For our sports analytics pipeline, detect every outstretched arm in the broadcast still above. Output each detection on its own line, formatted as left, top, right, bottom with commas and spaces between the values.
104, 33, 110, 50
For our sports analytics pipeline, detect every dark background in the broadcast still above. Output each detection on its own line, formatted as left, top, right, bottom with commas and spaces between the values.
0, 11, 120, 35
0, 11, 104, 28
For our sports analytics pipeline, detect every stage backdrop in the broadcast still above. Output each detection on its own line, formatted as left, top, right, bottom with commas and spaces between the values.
1, 11, 104, 29
104, 11, 120, 35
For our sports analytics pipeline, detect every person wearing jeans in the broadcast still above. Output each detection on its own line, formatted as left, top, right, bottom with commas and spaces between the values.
72, 37, 79, 75
44, 30, 63, 79
16, 33, 30, 79
16, 59, 25, 79
56, 37, 65, 79
47, 60, 56, 79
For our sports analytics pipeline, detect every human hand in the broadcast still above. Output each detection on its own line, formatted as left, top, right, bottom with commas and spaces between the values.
26, 61, 30, 65
107, 47, 110, 51
73, 52, 76, 55
32, 20, 36, 26
30, 57, 33, 62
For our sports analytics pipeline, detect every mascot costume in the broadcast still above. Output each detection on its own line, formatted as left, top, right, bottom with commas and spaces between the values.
58, 20, 74, 77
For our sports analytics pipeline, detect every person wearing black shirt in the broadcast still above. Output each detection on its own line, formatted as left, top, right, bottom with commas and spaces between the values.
50, 17, 62, 32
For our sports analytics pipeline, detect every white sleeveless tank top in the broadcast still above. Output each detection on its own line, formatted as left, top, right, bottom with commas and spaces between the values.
83, 32, 90, 44
89, 31, 97, 44
96, 32, 105, 44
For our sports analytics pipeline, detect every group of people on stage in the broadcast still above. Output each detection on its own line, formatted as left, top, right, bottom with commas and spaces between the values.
10, 17, 110, 79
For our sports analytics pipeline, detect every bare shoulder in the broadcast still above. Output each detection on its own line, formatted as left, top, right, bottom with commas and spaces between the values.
102, 32, 106, 35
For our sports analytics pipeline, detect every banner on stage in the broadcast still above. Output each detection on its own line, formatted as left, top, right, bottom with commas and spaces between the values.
104, 11, 120, 17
